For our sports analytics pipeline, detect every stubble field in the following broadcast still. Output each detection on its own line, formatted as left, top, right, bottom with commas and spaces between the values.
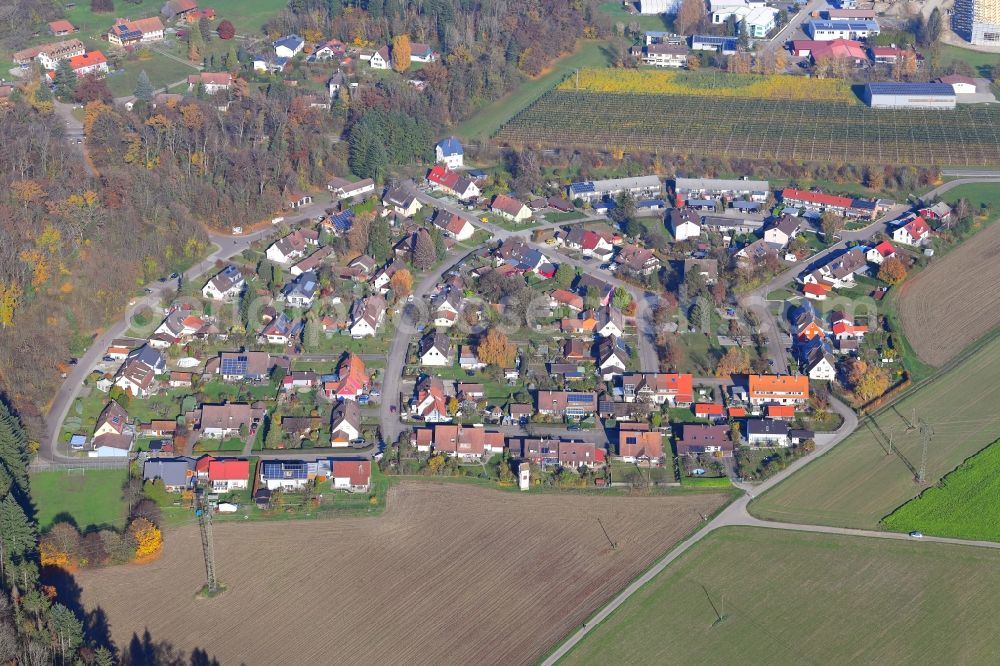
897, 218, 1000, 366
76, 482, 728, 665
561, 527, 1000, 665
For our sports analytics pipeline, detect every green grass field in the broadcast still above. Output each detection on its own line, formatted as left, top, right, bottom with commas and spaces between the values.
106, 54, 198, 97
453, 40, 614, 142
882, 439, 1000, 541
749, 331, 1000, 529
559, 527, 1000, 665
597, 2, 673, 31
941, 182, 1000, 213
938, 44, 1000, 78
31, 469, 128, 531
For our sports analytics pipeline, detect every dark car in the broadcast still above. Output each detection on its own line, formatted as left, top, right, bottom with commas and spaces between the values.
567, 424, 581, 431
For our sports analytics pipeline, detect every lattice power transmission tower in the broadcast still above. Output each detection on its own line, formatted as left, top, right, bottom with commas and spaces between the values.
195, 493, 219, 594
917, 419, 934, 484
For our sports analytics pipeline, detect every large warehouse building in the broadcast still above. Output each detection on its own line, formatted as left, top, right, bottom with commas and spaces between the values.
639, 0, 682, 15
953, 0, 1000, 45
568, 175, 663, 203
863, 82, 957, 110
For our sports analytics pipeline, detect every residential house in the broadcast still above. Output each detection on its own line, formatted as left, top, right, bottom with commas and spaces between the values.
370, 262, 402, 294
151, 308, 206, 346
414, 425, 504, 460
91, 401, 134, 457
917, 201, 953, 225
694, 403, 725, 420
348, 254, 377, 275
535, 391, 598, 418
575, 274, 613, 307
494, 238, 550, 276
615, 244, 660, 275
346, 294, 386, 338
866, 241, 896, 265
683, 258, 719, 284
187, 72, 232, 94
794, 302, 826, 341
458, 345, 485, 371
208, 458, 250, 491
427, 165, 481, 200
744, 418, 790, 447
805, 346, 837, 381
568, 175, 663, 203
168, 371, 192, 388
432, 291, 462, 328
411, 375, 450, 423
314, 38, 347, 60
325, 353, 369, 401
806, 19, 880, 41
550, 289, 584, 312
198, 403, 259, 438
259, 459, 310, 490
420, 330, 452, 366
291, 247, 334, 277
636, 43, 688, 67
69, 51, 108, 77
114, 357, 159, 398
265, 229, 318, 264
735, 238, 778, 266
202, 265, 245, 301
218, 351, 278, 382
370, 46, 390, 69
669, 208, 702, 241
160, 0, 197, 18
142, 457, 195, 492
382, 185, 423, 217
566, 228, 615, 261
13, 39, 84, 70
435, 137, 463, 169
801, 247, 868, 290
748, 375, 810, 406
767, 405, 795, 420
107, 17, 165, 46
595, 305, 625, 338
259, 312, 294, 346
328, 177, 375, 201
491, 194, 532, 223
621, 373, 694, 405
433, 211, 474, 241
676, 424, 733, 457
281, 270, 318, 308
48, 20, 76, 36
597, 335, 629, 380
893, 216, 931, 246
331, 460, 371, 492
522, 440, 605, 470
782, 188, 874, 219
330, 398, 361, 444
563, 338, 588, 362
273, 34, 304, 59
409, 42, 436, 62
763, 215, 801, 248
830, 311, 868, 344
617, 430, 664, 465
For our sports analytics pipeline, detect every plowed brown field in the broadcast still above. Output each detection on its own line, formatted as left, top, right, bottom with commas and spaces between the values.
77, 483, 727, 665
898, 221, 1000, 366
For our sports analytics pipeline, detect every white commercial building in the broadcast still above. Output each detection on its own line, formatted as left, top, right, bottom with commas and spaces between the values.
568, 175, 662, 203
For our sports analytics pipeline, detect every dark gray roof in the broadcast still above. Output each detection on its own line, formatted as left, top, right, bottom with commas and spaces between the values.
745, 419, 789, 436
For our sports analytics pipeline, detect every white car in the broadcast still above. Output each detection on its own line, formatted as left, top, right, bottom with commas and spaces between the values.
231, 226, 243, 235
908, 531, 923, 539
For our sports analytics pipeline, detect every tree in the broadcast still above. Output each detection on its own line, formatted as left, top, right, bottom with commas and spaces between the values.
921, 8, 942, 45
478, 328, 516, 367
48, 603, 83, 662
676, 0, 706, 34
347, 214, 372, 255
134, 70, 153, 103
198, 16, 212, 43
612, 286, 632, 311
225, 44, 239, 71
512, 149, 541, 194
367, 217, 391, 263
390, 269, 413, 299
715, 348, 751, 377
188, 24, 204, 62
553, 262, 575, 290
878, 256, 907, 284
431, 227, 446, 261
74, 74, 112, 103
217, 19, 236, 40
413, 229, 436, 270
855, 366, 891, 401
820, 211, 844, 241
0, 495, 36, 578
127, 517, 162, 560
392, 35, 412, 72
53, 61, 77, 101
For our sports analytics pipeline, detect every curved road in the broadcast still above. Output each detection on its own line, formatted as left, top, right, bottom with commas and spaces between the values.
39, 200, 332, 465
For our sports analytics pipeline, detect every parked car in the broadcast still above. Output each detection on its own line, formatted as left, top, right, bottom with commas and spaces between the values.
909, 531, 923, 539
567, 424, 581, 431
102, 355, 115, 362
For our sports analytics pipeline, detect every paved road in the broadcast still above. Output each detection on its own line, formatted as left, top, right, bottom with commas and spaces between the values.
53, 101, 93, 176
39, 200, 332, 466
759, 0, 827, 57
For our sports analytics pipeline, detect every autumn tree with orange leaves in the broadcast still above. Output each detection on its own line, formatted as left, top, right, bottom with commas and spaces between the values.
127, 517, 163, 561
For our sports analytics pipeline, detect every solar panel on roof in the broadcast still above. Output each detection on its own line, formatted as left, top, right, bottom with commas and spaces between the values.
568, 394, 592, 403
866, 82, 954, 95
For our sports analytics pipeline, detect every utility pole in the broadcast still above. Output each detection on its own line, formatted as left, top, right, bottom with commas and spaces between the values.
195, 492, 219, 594
917, 419, 933, 484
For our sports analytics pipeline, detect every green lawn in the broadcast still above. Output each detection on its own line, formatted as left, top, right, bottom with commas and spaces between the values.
453, 40, 614, 142
541, 211, 586, 223
106, 53, 198, 98
882, 438, 1000, 542
749, 332, 1000, 529
31, 469, 128, 531
941, 182, 1000, 213
938, 44, 1000, 78
559, 527, 1000, 665
597, 2, 674, 31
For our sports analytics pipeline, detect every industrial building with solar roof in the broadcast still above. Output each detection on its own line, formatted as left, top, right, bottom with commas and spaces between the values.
862, 83, 957, 110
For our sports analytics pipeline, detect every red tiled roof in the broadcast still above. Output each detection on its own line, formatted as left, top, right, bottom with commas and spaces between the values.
782, 188, 853, 209
694, 403, 724, 416
332, 460, 371, 486
69, 51, 106, 70
208, 458, 249, 481
803, 283, 831, 296
768, 405, 795, 418
49, 20, 75, 33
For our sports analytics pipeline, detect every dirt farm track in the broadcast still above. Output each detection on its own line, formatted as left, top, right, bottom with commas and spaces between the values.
898, 220, 1000, 367
77, 483, 727, 665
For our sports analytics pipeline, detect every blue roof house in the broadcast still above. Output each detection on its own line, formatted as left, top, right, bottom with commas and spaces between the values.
435, 136, 464, 169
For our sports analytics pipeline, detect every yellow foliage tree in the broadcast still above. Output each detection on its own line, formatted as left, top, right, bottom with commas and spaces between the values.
390, 269, 413, 298
19, 249, 50, 288
128, 517, 163, 560
0, 282, 22, 328
878, 256, 907, 285
391, 34, 411, 72
715, 347, 751, 377
477, 327, 516, 367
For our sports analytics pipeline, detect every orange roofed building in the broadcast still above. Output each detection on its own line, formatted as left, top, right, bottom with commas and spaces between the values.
748, 375, 809, 406
414, 425, 504, 461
